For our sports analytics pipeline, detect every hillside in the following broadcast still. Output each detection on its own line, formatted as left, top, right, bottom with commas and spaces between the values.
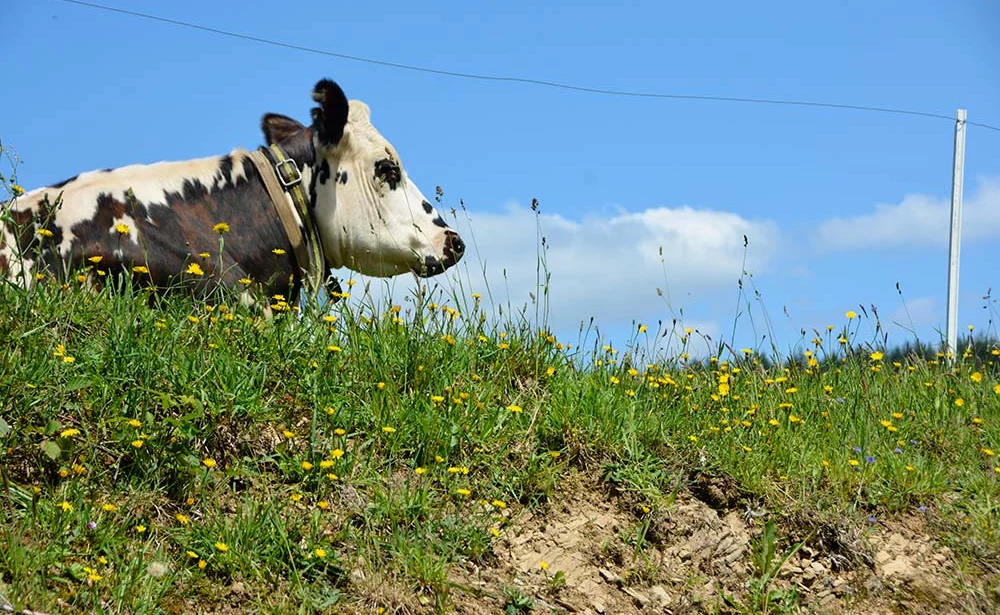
0, 275, 998, 614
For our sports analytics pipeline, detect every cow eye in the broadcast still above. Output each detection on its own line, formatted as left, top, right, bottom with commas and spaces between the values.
374, 158, 401, 189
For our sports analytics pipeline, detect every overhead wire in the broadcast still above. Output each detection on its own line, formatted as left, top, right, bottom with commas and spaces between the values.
57, 0, 1000, 133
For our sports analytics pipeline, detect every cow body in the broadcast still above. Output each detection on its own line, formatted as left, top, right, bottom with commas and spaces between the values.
1, 79, 464, 301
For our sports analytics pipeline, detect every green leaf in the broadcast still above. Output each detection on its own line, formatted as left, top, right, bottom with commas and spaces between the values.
64, 378, 92, 392
41, 439, 62, 460
0, 417, 10, 437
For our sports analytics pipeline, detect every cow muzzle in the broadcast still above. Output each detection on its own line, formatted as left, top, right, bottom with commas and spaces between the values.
417, 230, 465, 277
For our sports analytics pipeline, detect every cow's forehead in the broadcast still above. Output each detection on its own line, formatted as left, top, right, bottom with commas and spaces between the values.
344, 100, 401, 162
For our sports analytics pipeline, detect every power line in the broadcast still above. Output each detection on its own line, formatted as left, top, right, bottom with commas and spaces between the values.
57, 0, 1000, 133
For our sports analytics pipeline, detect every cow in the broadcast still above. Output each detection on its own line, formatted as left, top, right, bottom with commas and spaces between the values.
0, 78, 465, 305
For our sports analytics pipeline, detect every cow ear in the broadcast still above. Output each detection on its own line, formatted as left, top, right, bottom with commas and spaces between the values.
261, 113, 306, 146
310, 79, 349, 147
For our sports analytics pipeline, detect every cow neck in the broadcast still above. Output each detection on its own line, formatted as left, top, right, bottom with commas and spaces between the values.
250, 143, 327, 303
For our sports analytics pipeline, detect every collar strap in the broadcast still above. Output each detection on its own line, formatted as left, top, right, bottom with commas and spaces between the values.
247, 145, 327, 302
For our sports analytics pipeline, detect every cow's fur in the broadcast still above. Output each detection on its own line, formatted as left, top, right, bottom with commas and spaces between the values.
1, 79, 464, 301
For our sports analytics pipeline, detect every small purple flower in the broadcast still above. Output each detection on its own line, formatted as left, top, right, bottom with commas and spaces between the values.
835, 397, 846, 404
87, 520, 97, 530
918, 505, 927, 513
894, 447, 903, 454
867, 516, 877, 524
910, 440, 917, 445
865, 455, 875, 464
853, 446, 862, 453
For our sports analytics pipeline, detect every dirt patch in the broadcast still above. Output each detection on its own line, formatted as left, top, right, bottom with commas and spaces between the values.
444, 476, 997, 614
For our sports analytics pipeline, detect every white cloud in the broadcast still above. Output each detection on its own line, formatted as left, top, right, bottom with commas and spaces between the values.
815, 176, 1000, 252
889, 296, 937, 331
336, 201, 779, 343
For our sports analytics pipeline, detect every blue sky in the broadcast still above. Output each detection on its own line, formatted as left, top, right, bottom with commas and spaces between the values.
5, 0, 1000, 358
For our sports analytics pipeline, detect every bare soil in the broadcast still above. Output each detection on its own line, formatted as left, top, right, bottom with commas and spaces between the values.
441, 477, 999, 615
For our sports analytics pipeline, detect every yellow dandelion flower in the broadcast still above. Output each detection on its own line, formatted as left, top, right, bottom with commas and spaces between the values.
316, 501, 330, 510
62, 356, 76, 364
214, 542, 228, 552
185, 263, 204, 276
60, 428, 80, 438
213, 222, 230, 234
327, 345, 342, 352
271, 248, 286, 255
314, 547, 327, 558
203, 458, 217, 469
507, 404, 523, 414
115, 223, 130, 235
971, 372, 983, 383
848, 459, 860, 466
455, 488, 471, 496
59, 501, 73, 512
870, 351, 884, 361
36, 228, 54, 238
131, 440, 144, 448
846, 310, 857, 319
88, 255, 103, 264
198, 559, 207, 569
301, 461, 314, 470
101, 503, 119, 512
175, 513, 190, 525
133, 265, 149, 274
330, 449, 344, 459
415, 467, 427, 475
136, 525, 146, 533
955, 398, 965, 407
382, 426, 396, 433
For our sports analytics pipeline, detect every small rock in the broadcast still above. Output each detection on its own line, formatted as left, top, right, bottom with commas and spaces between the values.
599, 568, 623, 585
623, 587, 650, 608
649, 585, 672, 607
779, 564, 803, 577
229, 581, 246, 595
592, 600, 607, 613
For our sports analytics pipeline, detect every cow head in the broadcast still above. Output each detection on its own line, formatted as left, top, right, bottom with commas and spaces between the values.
263, 79, 464, 279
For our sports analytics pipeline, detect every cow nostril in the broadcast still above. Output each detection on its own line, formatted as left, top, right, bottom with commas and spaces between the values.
445, 231, 465, 257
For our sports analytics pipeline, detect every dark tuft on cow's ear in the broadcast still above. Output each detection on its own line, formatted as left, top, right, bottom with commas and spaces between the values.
310, 79, 349, 147
261, 113, 306, 146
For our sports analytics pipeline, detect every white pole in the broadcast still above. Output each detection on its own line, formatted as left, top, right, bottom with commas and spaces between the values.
946, 109, 967, 360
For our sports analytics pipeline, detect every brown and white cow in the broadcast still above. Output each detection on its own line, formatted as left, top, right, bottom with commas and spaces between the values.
0, 79, 464, 301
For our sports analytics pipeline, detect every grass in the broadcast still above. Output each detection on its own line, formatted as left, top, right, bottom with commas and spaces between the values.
2, 153, 999, 613
1, 271, 998, 613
